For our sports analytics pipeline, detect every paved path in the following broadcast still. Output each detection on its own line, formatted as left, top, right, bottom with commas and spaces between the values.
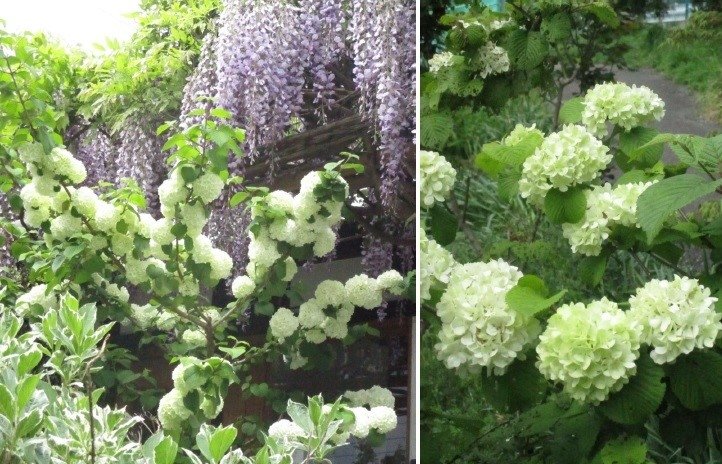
613, 67, 719, 142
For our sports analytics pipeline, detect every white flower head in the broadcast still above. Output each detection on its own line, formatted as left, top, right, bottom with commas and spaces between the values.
157, 389, 192, 430
628, 275, 722, 364
434, 259, 538, 376
582, 82, 665, 137
419, 150, 457, 208
518, 124, 611, 206
269, 307, 299, 342
536, 298, 641, 404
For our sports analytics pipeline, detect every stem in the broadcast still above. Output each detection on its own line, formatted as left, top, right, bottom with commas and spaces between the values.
629, 250, 651, 278
83, 335, 109, 464
448, 192, 484, 258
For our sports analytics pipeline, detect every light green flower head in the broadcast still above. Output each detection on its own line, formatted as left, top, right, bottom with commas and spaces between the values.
628, 275, 721, 364
536, 298, 641, 404
435, 259, 540, 377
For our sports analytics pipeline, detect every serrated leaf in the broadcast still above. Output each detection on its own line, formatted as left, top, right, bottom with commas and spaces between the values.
637, 174, 722, 242
507, 30, 548, 71
598, 436, 647, 464
154, 435, 179, 464
429, 203, 458, 245
620, 127, 663, 168
578, 253, 608, 286
598, 354, 665, 424
481, 357, 547, 412
544, 187, 587, 224
420, 113, 454, 150
668, 350, 722, 410
505, 285, 566, 318
559, 97, 585, 124
498, 168, 521, 202
584, 2, 620, 27
542, 12, 572, 41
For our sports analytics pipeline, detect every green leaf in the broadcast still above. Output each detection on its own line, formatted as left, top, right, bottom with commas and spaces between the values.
578, 253, 608, 286
559, 97, 585, 124
541, 12, 572, 42
420, 113, 454, 150
170, 223, 188, 238
128, 193, 147, 209
477, 131, 543, 167
550, 404, 601, 464
597, 436, 647, 464
506, 30, 548, 71
505, 280, 566, 318
254, 302, 275, 317
584, 2, 620, 27
429, 203, 458, 246
620, 127, 663, 168
0, 384, 15, 421
481, 357, 547, 412
498, 168, 522, 202
209, 425, 237, 462
668, 350, 722, 410
286, 401, 314, 434
16, 374, 41, 411
544, 186, 587, 224
598, 354, 665, 424
229, 191, 249, 207
154, 435, 179, 464
637, 174, 722, 242
16, 409, 43, 438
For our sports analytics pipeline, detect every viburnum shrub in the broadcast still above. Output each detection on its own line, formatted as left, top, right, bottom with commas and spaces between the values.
0, 33, 411, 464
422, 77, 722, 462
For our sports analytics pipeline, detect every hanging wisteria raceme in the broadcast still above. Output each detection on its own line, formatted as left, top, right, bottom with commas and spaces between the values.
72, 128, 117, 189
116, 118, 168, 214
179, 29, 219, 132
214, 0, 304, 160
297, 0, 347, 118
350, 0, 416, 210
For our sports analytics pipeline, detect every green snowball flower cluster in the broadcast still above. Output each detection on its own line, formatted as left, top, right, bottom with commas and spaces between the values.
419, 150, 457, 208
518, 124, 611, 206
582, 82, 665, 137
477, 43, 510, 78
561, 181, 656, 256
434, 259, 540, 376
420, 229, 457, 301
536, 298, 641, 404
628, 275, 722, 364
428, 51, 455, 73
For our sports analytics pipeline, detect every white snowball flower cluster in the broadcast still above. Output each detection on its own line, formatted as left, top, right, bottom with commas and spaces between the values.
268, 419, 305, 443
428, 51, 455, 73
518, 124, 611, 206
130, 303, 158, 330
269, 308, 300, 342
279, 272, 406, 350
243, 170, 349, 285
420, 150, 457, 209
420, 229, 457, 301
18, 143, 86, 187
344, 386, 395, 409
502, 123, 545, 146
536, 298, 641, 404
582, 82, 666, 137
15, 284, 57, 317
561, 181, 656, 256
157, 389, 192, 431
434, 260, 540, 376
349, 406, 397, 437
627, 276, 722, 364
477, 43, 510, 78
